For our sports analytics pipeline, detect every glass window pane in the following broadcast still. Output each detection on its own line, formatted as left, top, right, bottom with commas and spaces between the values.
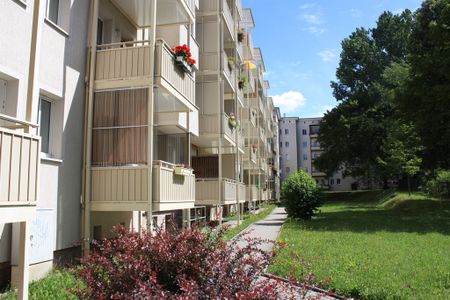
47, 0, 59, 24
39, 99, 51, 153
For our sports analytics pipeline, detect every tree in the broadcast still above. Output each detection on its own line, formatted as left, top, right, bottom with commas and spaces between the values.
316, 10, 415, 183
281, 170, 322, 220
399, 0, 450, 169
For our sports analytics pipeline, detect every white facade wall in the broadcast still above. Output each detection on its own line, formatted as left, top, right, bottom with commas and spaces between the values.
279, 117, 299, 181
0, 0, 89, 285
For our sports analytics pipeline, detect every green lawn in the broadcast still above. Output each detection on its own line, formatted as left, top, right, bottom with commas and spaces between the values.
270, 191, 450, 300
223, 204, 276, 240
1, 270, 83, 300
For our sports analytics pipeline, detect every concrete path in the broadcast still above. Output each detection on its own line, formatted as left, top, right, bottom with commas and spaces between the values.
235, 206, 287, 252
234, 206, 342, 300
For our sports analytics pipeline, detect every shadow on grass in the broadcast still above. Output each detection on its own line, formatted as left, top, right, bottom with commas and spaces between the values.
298, 199, 450, 235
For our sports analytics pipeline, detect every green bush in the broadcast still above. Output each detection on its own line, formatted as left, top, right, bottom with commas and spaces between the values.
281, 170, 322, 220
425, 169, 450, 199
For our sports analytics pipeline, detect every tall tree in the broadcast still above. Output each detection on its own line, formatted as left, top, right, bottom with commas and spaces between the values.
316, 11, 415, 182
399, 0, 450, 169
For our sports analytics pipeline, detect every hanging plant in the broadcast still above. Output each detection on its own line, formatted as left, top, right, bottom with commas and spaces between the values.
172, 44, 196, 74
228, 113, 237, 129
237, 28, 245, 42
238, 75, 248, 90
228, 56, 236, 71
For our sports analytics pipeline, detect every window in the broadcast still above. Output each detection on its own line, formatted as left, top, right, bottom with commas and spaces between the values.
302, 129, 307, 135
285, 154, 289, 161
285, 129, 289, 135
303, 141, 307, 148
310, 125, 320, 135
285, 141, 289, 147
330, 179, 334, 185
38, 98, 52, 154
286, 167, 291, 173
279, 129, 282, 135
97, 18, 104, 45
279, 142, 282, 148
337, 178, 341, 185
46, 0, 60, 24
303, 154, 308, 161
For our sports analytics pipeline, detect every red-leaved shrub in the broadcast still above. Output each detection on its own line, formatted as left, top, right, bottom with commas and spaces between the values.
74, 224, 285, 299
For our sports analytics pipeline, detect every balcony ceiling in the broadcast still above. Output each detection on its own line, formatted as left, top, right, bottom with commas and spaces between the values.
112, 0, 191, 28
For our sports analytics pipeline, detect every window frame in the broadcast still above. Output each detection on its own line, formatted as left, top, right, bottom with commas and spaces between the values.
38, 96, 53, 156
46, 0, 60, 25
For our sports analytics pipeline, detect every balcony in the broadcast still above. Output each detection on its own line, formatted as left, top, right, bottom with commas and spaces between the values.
94, 40, 195, 111
238, 183, 246, 203
90, 160, 195, 211
0, 115, 39, 221
195, 178, 238, 205
246, 185, 258, 201
244, 147, 257, 164
223, 52, 237, 90
112, 0, 195, 27
248, 97, 263, 114
222, 0, 235, 40
199, 114, 237, 144
152, 161, 195, 211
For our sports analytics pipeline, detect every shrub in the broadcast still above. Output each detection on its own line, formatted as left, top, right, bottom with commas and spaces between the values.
281, 170, 322, 220
425, 169, 450, 199
74, 224, 285, 299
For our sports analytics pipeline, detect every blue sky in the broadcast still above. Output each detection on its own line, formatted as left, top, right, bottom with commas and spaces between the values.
242, 0, 422, 118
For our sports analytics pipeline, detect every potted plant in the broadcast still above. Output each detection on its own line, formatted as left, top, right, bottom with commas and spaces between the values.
237, 28, 245, 42
174, 164, 192, 176
228, 113, 238, 129
172, 44, 196, 74
238, 75, 248, 90
228, 56, 235, 71
251, 144, 258, 153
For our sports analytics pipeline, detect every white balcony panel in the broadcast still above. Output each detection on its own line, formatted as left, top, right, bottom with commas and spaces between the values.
195, 178, 237, 205
222, 0, 235, 40
199, 114, 236, 143
154, 40, 196, 111
95, 43, 151, 82
238, 183, 246, 203
246, 185, 258, 201
0, 128, 39, 207
152, 161, 195, 211
90, 166, 149, 211
155, 112, 188, 134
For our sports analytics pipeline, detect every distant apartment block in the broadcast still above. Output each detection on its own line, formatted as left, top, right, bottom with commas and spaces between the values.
279, 116, 360, 191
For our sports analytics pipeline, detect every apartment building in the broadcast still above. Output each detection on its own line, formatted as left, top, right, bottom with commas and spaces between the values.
0, 0, 279, 297
0, 0, 90, 297
279, 117, 299, 181
279, 116, 359, 191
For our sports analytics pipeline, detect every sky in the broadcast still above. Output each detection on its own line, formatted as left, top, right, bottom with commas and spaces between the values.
242, 0, 423, 118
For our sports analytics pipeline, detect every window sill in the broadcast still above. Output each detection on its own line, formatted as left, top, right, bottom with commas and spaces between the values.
41, 155, 63, 165
12, 0, 27, 8
44, 18, 69, 38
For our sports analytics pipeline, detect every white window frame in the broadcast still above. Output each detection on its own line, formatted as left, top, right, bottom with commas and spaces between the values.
46, 0, 60, 25
38, 96, 53, 156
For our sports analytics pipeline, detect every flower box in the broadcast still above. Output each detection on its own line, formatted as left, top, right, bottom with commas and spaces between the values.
175, 56, 192, 74
174, 166, 192, 176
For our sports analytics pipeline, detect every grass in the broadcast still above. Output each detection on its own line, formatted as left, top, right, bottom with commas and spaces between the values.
1, 269, 84, 300
223, 204, 276, 240
269, 191, 450, 300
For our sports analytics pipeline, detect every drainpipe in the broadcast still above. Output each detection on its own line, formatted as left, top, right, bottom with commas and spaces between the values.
146, 0, 157, 232
82, 0, 99, 256
218, 4, 223, 223
233, 3, 241, 225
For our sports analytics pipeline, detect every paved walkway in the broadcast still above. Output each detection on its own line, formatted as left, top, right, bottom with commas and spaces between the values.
234, 206, 342, 300
235, 206, 287, 252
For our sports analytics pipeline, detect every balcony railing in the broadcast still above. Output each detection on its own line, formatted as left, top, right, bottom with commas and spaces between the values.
199, 114, 236, 142
222, 52, 237, 89
155, 39, 195, 104
222, 0, 235, 39
246, 185, 258, 201
0, 115, 39, 208
238, 183, 246, 203
95, 41, 152, 82
152, 160, 195, 211
195, 178, 237, 205
244, 147, 257, 163
90, 160, 195, 211
95, 40, 195, 104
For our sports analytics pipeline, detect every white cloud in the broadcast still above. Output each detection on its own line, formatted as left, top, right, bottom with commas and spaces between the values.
271, 91, 306, 113
349, 8, 362, 18
298, 5, 325, 35
316, 105, 334, 116
318, 49, 337, 62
